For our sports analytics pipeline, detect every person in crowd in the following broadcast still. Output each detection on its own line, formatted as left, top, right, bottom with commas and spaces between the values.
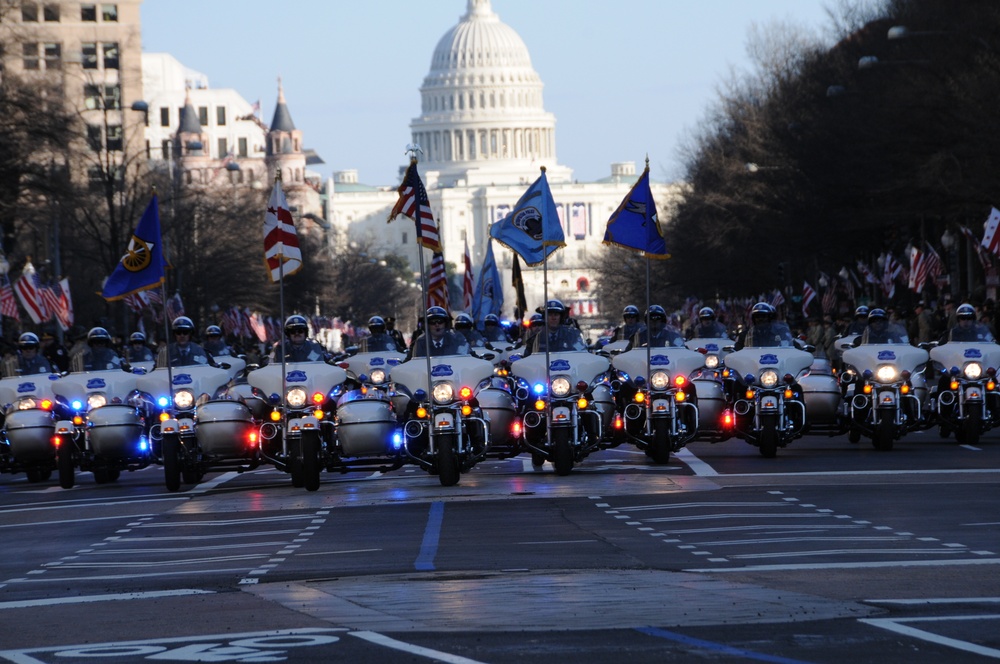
384, 316, 406, 352
41, 331, 69, 373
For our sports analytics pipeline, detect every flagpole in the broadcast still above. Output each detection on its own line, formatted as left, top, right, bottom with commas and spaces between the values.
274, 171, 288, 458
401, 147, 436, 410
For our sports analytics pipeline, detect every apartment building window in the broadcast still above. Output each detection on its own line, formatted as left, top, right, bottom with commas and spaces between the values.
217, 138, 227, 158
159, 107, 169, 127
103, 84, 121, 109
101, 4, 117, 21
84, 84, 101, 109
238, 137, 248, 158
21, 3, 38, 21
43, 42, 61, 70
81, 43, 98, 69
161, 139, 171, 160
197, 106, 208, 125
81, 4, 96, 21
102, 43, 118, 69
86, 125, 102, 152
43, 3, 59, 20
106, 125, 122, 151
216, 106, 226, 126
22, 43, 39, 70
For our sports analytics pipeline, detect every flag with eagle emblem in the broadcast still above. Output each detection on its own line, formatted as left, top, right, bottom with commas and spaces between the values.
102, 195, 169, 301
602, 163, 668, 258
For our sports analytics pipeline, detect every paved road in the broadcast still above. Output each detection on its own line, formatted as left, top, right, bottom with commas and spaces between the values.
1, 430, 999, 663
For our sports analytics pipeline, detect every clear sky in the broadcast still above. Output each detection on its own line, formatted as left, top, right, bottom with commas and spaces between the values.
140, 0, 840, 186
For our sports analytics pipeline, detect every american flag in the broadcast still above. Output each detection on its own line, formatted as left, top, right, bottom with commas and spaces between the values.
960, 225, 992, 268
802, 281, 816, 316
462, 240, 474, 311
924, 242, 944, 280
983, 207, 1000, 258
263, 179, 302, 282
882, 254, 901, 299
427, 251, 450, 310
45, 279, 73, 331
909, 246, 928, 293
769, 289, 785, 308
857, 261, 877, 284
821, 284, 837, 314
839, 266, 857, 304
248, 311, 268, 342
0, 274, 20, 320
14, 260, 48, 324
165, 292, 185, 322
388, 160, 441, 252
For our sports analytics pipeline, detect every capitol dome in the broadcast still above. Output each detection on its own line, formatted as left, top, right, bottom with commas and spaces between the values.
410, 0, 571, 186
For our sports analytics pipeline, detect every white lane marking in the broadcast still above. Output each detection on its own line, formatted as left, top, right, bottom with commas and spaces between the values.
4, 567, 255, 583
867, 597, 1000, 605
44, 553, 269, 568
297, 548, 382, 556
350, 631, 489, 664
613, 502, 790, 511
730, 548, 966, 560
84, 542, 290, 554
0, 514, 156, 530
517, 539, 599, 545
717, 468, 1000, 478
686, 557, 1000, 572
861, 615, 1000, 658
960, 444, 981, 451
110, 529, 303, 542
0, 497, 185, 514
137, 515, 318, 527
188, 471, 239, 493
0, 589, 214, 610
674, 447, 718, 476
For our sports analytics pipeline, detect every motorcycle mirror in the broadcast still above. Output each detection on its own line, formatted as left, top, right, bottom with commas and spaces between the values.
219, 362, 232, 370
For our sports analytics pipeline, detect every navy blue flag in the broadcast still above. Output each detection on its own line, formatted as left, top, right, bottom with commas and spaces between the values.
489, 168, 565, 266
603, 164, 668, 258
472, 240, 503, 324
102, 195, 168, 301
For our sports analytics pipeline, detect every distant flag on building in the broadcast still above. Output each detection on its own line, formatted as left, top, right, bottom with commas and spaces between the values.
426, 251, 450, 310
388, 159, 441, 252
263, 177, 302, 282
102, 195, 169, 301
14, 260, 48, 324
982, 207, 1000, 258
602, 161, 668, 258
489, 168, 565, 266
251, 99, 261, 116
472, 240, 503, 324
802, 281, 816, 316
462, 239, 474, 311
0, 274, 19, 321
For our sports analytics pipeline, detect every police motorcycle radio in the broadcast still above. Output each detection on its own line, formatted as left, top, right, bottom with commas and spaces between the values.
136, 363, 255, 492
246, 360, 348, 491
611, 347, 701, 463
724, 346, 811, 458
510, 351, 613, 476
684, 337, 734, 443
330, 345, 408, 473
928, 340, 1000, 445
841, 340, 930, 451
0, 374, 61, 483
391, 353, 495, 487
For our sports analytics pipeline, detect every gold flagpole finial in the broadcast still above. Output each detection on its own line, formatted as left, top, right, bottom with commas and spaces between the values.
645, 154, 650, 169
540, 165, 546, 173
274, 169, 282, 183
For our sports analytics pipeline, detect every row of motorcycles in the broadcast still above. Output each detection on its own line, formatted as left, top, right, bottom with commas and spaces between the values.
2, 321, 996, 492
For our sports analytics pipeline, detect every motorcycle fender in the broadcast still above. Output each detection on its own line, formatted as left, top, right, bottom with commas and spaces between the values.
650, 398, 672, 415
964, 386, 984, 402
54, 420, 76, 436
434, 411, 455, 430
759, 394, 779, 411
875, 390, 897, 408
160, 418, 181, 435
288, 415, 320, 434
551, 405, 573, 423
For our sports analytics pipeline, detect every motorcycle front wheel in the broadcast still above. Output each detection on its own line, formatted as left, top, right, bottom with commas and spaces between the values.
57, 440, 75, 489
301, 430, 322, 492
758, 414, 778, 458
648, 419, 672, 464
436, 433, 460, 487
872, 412, 895, 451
287, 439, 305, 488
552, 427, 574, 476
162, 434, 181, 492
959, 403, 983, 446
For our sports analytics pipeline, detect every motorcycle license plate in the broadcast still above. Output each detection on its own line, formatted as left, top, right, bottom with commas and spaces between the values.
652, 398, 671, 414
552, 406, 572, 423
435, 412, 455, 429
965, 387, 983, 402
877, 390, 897, 407
760, 395, 779, 411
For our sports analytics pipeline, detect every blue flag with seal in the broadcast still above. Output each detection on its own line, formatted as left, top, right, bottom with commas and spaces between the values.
471, 240, 503, 324
489, 167, 565, 266
102, 195, 169, 301
602, 162, 668, 258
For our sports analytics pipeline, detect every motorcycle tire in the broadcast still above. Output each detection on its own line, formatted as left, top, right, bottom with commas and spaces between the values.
872, 413, 895, 451
648, 419, 672, 464
758, 415, 778, 458
962, 403, 983, 446
288, 439, 305, 488
552, 427, 574, 476
530, 451, 546, 468
301, 430, 322, 492
57, 441, 75, 489
162, 435, 182, 492
848, 426, 861, 444
436, 434, 460, 487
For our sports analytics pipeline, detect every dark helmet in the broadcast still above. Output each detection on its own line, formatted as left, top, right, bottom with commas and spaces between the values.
18, 332, 40, 350
647, 304, 667, 321
425, 306, 450, 325
854, 305, 870, 319
698, 306, 716, 321
205, 325, 223, 338
622, 305, 640, 319
529, 312, 544, 328
545, 299, 567, 321
171, 316, 195, 334
750, 302, 774, 324
957, 303, 977, 321
368, 315, 386, 333
484, 313, 500, 326
87, 326, 112, 345
129, 332, 146, 344
454, 312, 474, 330
284, 314, 309, 337
868, 308, 887, 323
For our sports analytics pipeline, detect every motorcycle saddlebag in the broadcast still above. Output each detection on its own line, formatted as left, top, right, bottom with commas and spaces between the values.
4, 409, 56, 462
87, 404, 144, 457
195, 400, 254, 457
336, 398, 397, 457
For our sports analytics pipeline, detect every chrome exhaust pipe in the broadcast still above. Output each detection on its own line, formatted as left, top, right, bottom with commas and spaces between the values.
851, 394, 869, 409
938, 390, 956, 406
403, 420, 424, 438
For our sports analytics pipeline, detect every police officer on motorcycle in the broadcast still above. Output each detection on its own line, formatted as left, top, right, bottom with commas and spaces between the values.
409, 307, 469, 358
690, 307, 728, 339
77, 327, 124, 371
939, 303, 994, 343
454, 312, 486, 348
523, 300, 586, 357
12, 332, 53, 375
632, 305, 685, 348
613, 305, 646, 343
157, 317, 211, 367
360, 315, 403, 353
271, 314, 329, 362
384, 316, 406, 352
125, 332, 155, 363
482, 314, 510, 344
203, 325, 231, 357
845, 306, 870, 336
857, 308, 909, 345
734, 303, 793, 350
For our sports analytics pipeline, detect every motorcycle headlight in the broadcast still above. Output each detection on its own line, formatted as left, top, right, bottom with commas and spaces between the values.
286, 387, 307, 408
16, 397, 37, 411
87, 394, 107, 410
173, 390, 194, 410
759, 370, 779, 389
704, 354, 719, 369
551, 376, 572, 397
964, 362, 983, 380
876, 365, 898, 383
370, 368, 387, 385
432, 382, 454, 404
649, 371, 671, 390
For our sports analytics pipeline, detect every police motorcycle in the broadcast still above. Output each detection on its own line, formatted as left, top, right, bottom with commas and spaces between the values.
50, 327, 151, 488
927, 305, 1000, 445
509, 301, 614, 475
724, 304, 810, 458
684, 307, 735, 442
326, 317, 408, 475
246, 315, 348, 492
0, 336, 61, 483
839, 309, 930, 451
136, 333, 255, 492
391, 307, 495, 486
